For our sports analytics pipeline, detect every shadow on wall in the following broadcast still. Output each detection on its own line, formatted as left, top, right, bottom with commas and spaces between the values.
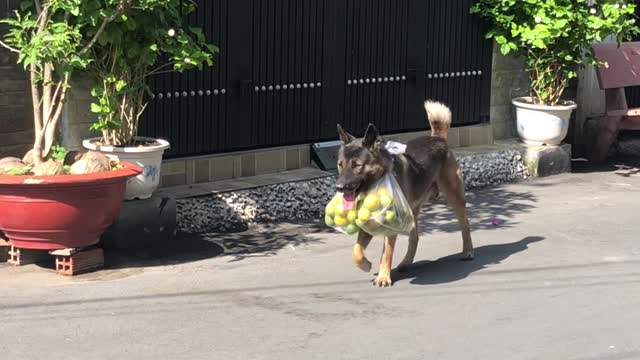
418, 185, 538, 234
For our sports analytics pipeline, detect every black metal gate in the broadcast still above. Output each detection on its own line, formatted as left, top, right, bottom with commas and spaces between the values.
138, 0, 494, 157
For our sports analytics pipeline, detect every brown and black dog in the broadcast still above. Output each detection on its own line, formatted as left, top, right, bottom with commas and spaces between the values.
336, 100, 473, 287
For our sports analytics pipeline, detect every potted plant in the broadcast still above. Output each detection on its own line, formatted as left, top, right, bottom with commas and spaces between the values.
0, 1, 142, 250
82, 0, 217, 200
471, 0, 638, 146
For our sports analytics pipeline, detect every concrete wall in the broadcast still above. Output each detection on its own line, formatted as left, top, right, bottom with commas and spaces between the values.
158, 123, 494, 187
60, 77, 99, 151
0, 49, 34, 159
574, 37, 615, 157
0, 49, 97, 158
489, 43, 529, 141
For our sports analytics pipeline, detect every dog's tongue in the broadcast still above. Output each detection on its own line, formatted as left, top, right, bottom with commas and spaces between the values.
343, 194, 356, 210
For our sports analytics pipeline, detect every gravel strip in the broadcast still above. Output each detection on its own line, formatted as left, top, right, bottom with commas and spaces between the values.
459, 149, 529, 190
177, 150, 529, 233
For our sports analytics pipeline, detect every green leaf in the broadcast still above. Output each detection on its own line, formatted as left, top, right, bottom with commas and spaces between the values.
7, 165, 32, 175
115, 80, 127, 92
532, 39, 546, 49
91, 87, 103, 97
90, 103, 102, 113
500, 43, 512, 56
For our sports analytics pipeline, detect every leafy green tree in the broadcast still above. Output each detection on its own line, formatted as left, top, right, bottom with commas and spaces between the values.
0, 0, 133, 165
471, 0, 638, 105
88, 0, 218, 146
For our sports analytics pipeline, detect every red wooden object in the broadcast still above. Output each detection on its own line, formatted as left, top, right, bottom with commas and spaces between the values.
592, 42, 640, 90
0, 162, 141, 250
590, 42, 640, 162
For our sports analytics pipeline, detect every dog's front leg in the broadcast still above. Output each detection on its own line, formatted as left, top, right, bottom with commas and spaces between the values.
373, 234, 397, 287
353, 230, 373, 272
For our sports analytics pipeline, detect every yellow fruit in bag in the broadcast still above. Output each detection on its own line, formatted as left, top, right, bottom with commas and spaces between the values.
377, 188, 390, 198
325, 216, 335, 226
324, 192, 365, 235
357, 208, 371, 221
345, 224, 359, 235
325, 202, 335, 217
385, 210, 396, 222
380, 194, 392, 208
347, 210, 357, 223
363, 194, 381, 210
334, 202, 346, 217
334, 215, 348, 226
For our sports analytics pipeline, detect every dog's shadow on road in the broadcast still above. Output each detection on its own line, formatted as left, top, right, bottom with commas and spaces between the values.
393, 236, 545, 286
418, 186, 538, 233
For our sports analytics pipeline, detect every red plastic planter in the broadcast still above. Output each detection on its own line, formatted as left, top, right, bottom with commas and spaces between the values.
0, 162, 141, 250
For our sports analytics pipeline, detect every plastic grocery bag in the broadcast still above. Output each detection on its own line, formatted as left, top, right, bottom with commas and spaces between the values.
324, 172, 415, 236
355, 172, 415, 236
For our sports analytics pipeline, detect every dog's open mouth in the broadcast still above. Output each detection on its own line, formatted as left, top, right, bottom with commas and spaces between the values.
342, 191, 359, 210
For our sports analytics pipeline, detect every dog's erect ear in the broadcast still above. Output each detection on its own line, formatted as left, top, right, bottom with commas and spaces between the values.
337, 124, 355, 144
362, 123, 380, 148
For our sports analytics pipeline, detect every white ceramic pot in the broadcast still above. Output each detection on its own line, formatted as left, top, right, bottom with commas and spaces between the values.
512, 97, 577, 146
83, 137, 170, 200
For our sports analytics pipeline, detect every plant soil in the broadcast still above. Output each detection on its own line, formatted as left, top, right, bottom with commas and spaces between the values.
0, 150, 120, 176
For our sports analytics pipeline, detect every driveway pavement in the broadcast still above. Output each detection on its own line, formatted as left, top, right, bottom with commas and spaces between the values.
2, 159, 640, 360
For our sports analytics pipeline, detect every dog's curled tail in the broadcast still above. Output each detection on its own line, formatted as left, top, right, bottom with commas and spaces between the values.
424, 100, 452, 139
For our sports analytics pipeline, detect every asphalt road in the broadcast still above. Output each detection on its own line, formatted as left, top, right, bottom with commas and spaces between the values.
2, 160, 640, 360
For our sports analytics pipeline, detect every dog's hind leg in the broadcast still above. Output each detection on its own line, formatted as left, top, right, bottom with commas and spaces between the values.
373, 234, 397, 287
397, 216, 419, 272
437, 154, 474, 260
353, 230, 373, 272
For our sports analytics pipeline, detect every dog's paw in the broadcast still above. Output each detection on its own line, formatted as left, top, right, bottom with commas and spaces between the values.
460, 250, 474, 261
352, 245, 372, 272
354, 258, 372, 272
372, 273, 393, 287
